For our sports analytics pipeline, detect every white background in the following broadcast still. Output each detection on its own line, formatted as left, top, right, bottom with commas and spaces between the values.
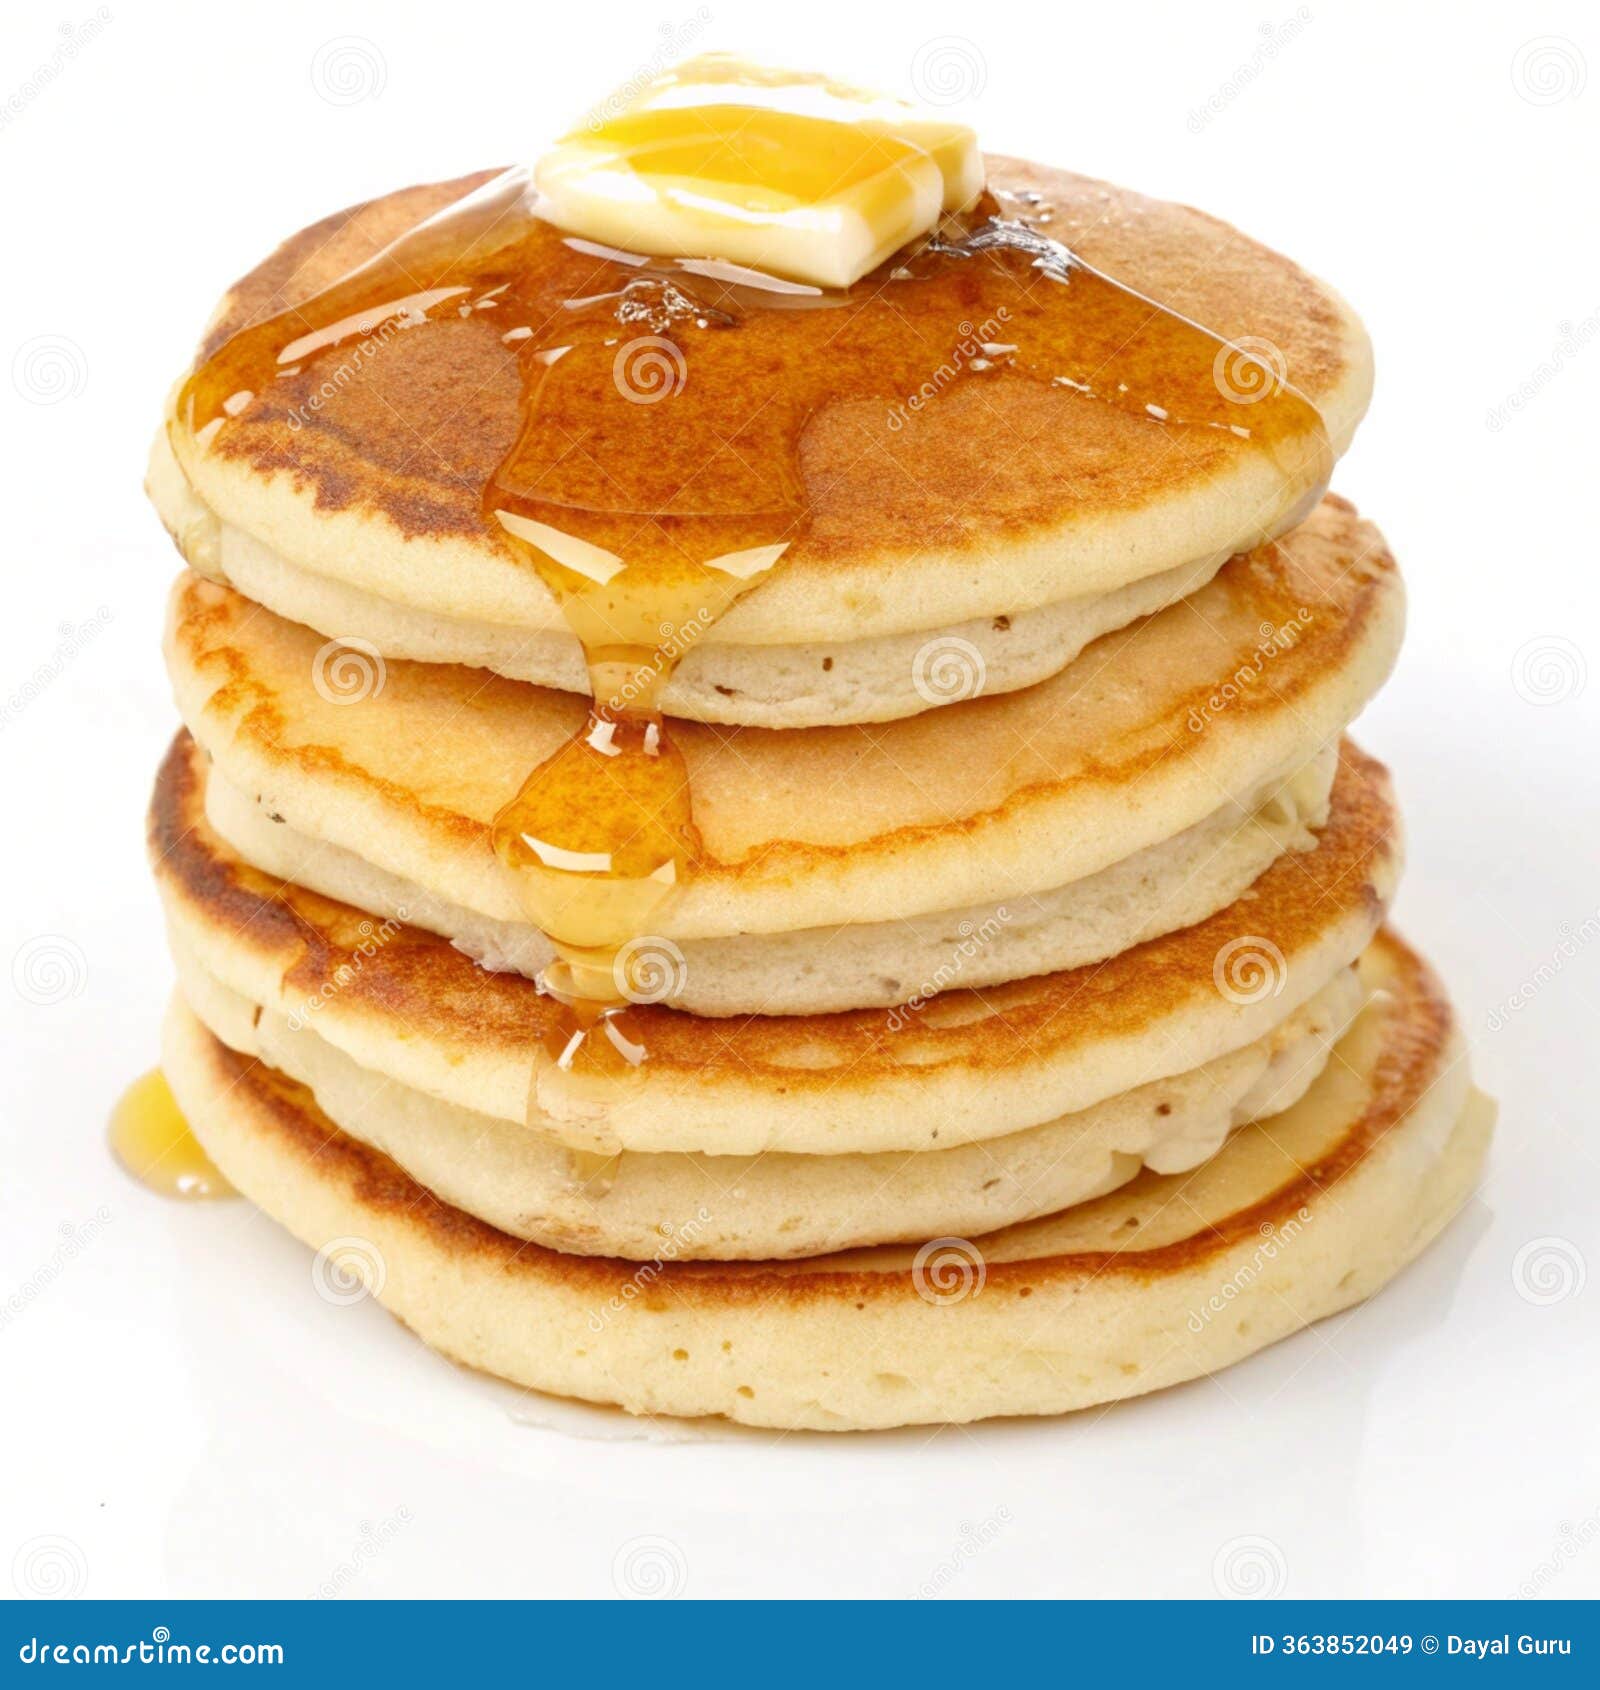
1, 0, 1596, 1601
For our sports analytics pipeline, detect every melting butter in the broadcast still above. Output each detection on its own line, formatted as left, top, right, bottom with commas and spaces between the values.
534, 53, 983, 288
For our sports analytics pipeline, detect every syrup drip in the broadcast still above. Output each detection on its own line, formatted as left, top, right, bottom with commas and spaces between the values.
171, 165, 1332, 1158
109, 1069, 235, 1200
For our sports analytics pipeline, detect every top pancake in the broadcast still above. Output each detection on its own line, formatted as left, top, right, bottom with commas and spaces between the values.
159, 159, 1372, 672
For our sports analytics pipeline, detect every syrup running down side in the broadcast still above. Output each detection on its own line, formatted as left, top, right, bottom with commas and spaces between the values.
168, 147, 1332, 1160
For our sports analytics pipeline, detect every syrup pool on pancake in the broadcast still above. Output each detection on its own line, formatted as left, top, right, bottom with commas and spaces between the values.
162, 53, 1333, 1172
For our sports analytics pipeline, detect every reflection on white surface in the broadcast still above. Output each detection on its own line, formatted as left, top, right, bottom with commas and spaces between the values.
11, 1161, 1574, 1598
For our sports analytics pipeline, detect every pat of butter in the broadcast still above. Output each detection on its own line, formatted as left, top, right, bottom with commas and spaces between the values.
535, 54, 983, 289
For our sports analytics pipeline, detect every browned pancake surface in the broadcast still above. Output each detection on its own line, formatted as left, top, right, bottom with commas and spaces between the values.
151, 731, 1397, 1090
190, 160, 1358, 576
182, 926, 1449, 1302
164, 494, 1397, 879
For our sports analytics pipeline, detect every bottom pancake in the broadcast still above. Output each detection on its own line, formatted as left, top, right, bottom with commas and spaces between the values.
162, 931, 1492, 1431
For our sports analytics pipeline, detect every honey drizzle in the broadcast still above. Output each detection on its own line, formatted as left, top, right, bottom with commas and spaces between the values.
109, 1069, 235, 1200
171, 167, 1332, 1156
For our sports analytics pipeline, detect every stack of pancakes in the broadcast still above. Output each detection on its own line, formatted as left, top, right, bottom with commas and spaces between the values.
145, 160, 1492, 1430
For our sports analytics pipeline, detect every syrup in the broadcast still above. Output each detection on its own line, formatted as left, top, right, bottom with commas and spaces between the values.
169, 92, 1332, 1152
109, 1069, 234, 1200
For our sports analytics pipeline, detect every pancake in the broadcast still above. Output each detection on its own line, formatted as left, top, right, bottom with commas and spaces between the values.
201, 737, 1338, 1017
175, 941, 1363, 1260
160, 931, 1492, 1429
148, 432, 1230, 729
150, 159, 1372, 729
150, 731, 1401, 1156
162, 494, 1402, 999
